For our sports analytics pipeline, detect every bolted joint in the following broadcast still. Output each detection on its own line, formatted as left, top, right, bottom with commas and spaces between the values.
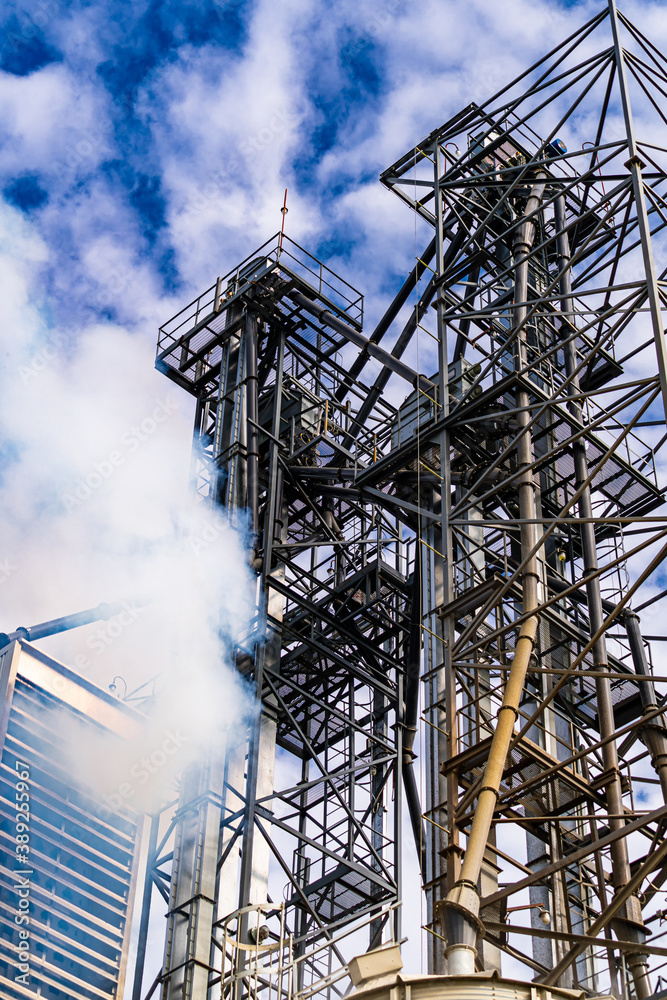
444, 879, 482, 921
641, 723, 667, 760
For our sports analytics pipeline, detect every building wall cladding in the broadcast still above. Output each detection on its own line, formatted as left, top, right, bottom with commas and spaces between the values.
0, 641, 144, 1000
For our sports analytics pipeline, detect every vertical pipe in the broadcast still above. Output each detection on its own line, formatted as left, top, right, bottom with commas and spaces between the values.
625, 612, 667, 802
245, 312, 260, 539
131, 811, 160, 1000
295, 753, 310, 994
441, 172, 546, 975
403, 546, 427, 881
555, 194, 650, 997
394, 668, 404, 946
237, 665, 267, 942
370, 687, 387, 948
238, 328, 286, 941
161, 754, 225, 999
432, 141, 457, 974
608, 0, 667, 423
263, 329, 285, 578
189, 397, 204, 494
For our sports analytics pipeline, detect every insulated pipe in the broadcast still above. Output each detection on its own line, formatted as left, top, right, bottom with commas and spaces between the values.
625, 612, 667, 803
131, 810, 161, 1000
334, 236, 437, 403
441, 172, 546, 974
340, 280, 436, 451
547, 570, 620, 619
272, 467, 285, 550
245, 312, 260, 538
341, 221, 468, 451
403, 548, 427, 880
556, 194, 651, 997
403, 765, 426, 880
289, 289, 420, 387
0, 598, 148, 649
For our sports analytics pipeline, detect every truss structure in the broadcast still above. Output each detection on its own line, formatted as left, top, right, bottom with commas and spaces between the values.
132, 4, 667, 1000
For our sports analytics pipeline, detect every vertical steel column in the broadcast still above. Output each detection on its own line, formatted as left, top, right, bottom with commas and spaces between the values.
161, 753, 225, 999
216, 741, 246, 920
131, 810, 160, 1000
422, 523, 445, 972
608, 0, 667, 422
370, 688, 387, 948
394, 668, 404, 947
441, 172, 546, 976
555, 193, 651, 998
403, 552, 426, 883
263, 330, 285, 578
245, 312, 259, 538
426, 141, 457, 975
237, 327, 286, 937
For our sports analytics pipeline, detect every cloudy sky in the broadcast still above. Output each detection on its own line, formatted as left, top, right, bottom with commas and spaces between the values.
7, 0, 665, 350
4, 0, 667, 988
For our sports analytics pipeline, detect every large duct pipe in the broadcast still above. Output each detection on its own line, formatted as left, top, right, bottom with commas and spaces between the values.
555, 194, 651, 996
289, 289, 421, 387
440, 172, 546, 974
335, 236, 438, 403
549, 577, 667, 803
403, 547, 427, 880
625, 612, 667, 802
0, 598, 149, 649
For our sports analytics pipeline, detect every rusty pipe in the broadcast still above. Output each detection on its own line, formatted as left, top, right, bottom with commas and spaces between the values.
441, 172, 546, 974
556, 194, 651, 997
626, 611, 667, 804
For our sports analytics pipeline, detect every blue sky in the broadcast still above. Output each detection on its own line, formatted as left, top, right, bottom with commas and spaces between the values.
2, 0, 665, 342
0, 0, 611, 338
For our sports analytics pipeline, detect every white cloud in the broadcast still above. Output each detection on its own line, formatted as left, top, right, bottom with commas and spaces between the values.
0, 62, 110, 177
0, 198, 255, 818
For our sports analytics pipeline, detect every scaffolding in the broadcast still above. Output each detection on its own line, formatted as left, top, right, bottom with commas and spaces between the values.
132, 4, 667, 999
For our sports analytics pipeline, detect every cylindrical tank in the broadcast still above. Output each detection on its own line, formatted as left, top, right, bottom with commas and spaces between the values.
347, 972, 610, 1000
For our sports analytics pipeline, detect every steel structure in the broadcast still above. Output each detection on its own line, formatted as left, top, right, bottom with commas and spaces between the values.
145, 232, 409, 1000
131, 4, 667, 1000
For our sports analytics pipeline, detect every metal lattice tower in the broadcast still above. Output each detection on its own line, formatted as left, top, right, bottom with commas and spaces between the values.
132, 4, 667, 999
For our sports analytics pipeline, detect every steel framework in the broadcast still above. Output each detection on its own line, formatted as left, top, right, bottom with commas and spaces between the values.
131, 4, 667, 999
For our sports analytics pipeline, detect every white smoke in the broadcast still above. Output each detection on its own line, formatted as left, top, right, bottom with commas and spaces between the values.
0, 199, 257, 806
